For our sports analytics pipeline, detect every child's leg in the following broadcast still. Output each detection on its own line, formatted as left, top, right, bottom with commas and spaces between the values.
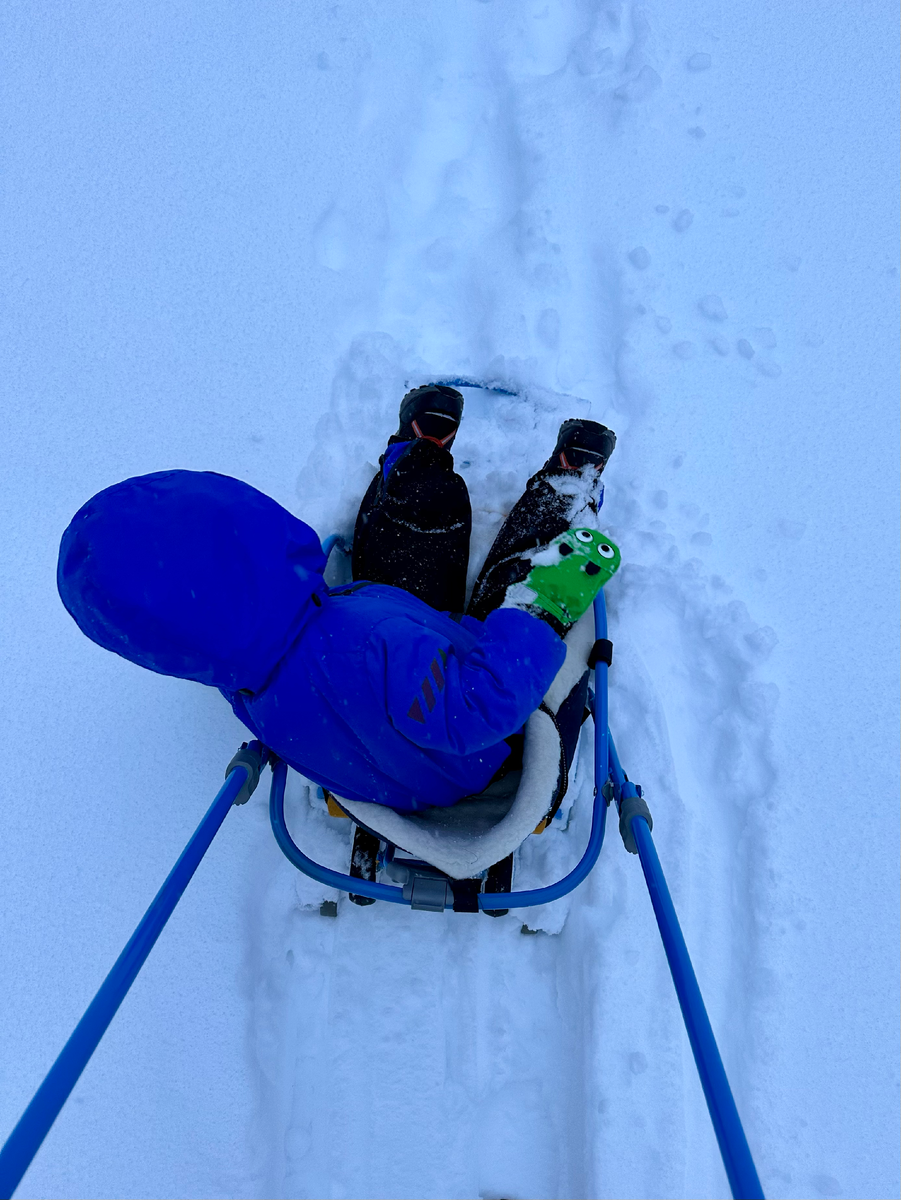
467, 419, 616, 772
352, 438, 472, 612
466, 466, 597, 772
468, 418, 615, 621
467, 468, 603, 621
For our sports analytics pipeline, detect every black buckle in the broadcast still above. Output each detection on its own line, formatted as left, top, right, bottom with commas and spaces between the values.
588, 638, 613, 668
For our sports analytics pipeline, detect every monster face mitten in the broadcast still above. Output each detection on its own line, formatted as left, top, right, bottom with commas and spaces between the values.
503, 528, 621, 634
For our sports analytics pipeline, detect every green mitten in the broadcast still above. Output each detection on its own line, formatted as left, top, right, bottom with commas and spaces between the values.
503, 528, 621, 632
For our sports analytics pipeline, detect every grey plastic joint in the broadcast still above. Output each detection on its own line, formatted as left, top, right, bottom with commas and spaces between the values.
402, 874, 451, 911
619, 794, 653, 854
226, 743, 264, 806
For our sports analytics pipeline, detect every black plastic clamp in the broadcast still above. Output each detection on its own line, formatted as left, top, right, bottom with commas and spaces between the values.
226, 741, 267, 806
588, 638, 613, 668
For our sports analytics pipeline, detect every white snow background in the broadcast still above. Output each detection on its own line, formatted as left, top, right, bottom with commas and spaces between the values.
1, 2, 898, 1198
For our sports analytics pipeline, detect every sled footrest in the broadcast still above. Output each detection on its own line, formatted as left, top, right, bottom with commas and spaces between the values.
482, 853, 513, 918
349, 825, 380, 906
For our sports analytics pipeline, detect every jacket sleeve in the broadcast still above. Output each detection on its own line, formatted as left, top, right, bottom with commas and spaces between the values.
373, 607, 567, 755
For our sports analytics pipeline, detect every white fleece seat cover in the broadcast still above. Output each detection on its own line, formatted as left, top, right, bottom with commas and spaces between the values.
335, 610, 595, 879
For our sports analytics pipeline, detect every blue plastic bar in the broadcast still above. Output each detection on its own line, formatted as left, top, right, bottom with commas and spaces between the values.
0, 762, 251, 1200
430, 377, 519, 396
592, 590, 610, 819
607, 731, 626, 802
479, 590, 611, 909
269, 594, 613, 911
269, 760, 407, 904
477, 780, 607, 908
269, 759, 608, 911
479, 590, 614, 907
607, 732, 764, 1200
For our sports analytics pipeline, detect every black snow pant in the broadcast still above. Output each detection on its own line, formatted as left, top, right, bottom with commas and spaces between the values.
351, 439, 600, 775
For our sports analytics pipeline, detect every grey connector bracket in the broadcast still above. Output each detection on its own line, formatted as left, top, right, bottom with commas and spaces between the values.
619, 791, 653, 854
402, 874, 451, 911
226, 742, 265, 806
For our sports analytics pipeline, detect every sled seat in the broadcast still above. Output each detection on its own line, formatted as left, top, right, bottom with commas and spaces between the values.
332, 609, 595, 879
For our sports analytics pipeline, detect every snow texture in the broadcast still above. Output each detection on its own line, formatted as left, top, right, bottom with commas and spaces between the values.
0, 2, 898, 1199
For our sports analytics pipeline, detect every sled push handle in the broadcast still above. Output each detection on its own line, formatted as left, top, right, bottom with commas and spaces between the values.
608, 732, 765, 1200
0, 742, 268, 1200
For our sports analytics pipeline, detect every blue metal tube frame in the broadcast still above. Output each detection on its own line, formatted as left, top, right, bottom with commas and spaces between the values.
607, 735, 764, 1200
0, 759, 254, 1200
270, 758, 407, 904
480, 591, 610, 909
269, 593, 612, 910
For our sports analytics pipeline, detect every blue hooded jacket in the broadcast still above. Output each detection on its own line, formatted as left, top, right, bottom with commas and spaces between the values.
57, 470, 566, 811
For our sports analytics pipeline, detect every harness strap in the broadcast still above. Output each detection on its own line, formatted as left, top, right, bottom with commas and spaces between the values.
588, 638, 613, 668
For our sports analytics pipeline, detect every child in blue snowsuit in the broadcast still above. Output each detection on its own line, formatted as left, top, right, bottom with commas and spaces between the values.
57, 389, 615, 812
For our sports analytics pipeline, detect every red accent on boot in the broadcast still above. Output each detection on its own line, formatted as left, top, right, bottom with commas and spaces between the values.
558, 449, 604, 471
412, 418, 456, 447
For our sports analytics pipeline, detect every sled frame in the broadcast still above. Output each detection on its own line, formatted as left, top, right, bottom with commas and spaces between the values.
269, 591, 613, 912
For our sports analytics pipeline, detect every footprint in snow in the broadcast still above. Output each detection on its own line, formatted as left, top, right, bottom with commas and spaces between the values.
614, 66, 661, 103
536, 308, 560, 349
629, 1051, 649, 1075
422, 238, 455, 272
313, 204, 350, 271
628, 246, 651, 269
773, 518, 806, 541
699, 294, 728, 321
672, 209, 694, 232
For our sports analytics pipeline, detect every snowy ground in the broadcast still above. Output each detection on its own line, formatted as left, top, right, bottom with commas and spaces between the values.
1, 2, 898, 1198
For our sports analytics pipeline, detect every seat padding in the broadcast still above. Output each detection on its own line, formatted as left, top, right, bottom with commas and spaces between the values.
335, 609, 594, 878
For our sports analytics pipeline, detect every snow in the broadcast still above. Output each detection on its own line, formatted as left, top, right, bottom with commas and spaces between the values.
0, 1, 898, 1198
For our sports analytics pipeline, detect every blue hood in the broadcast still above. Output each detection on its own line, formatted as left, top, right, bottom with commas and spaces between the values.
58, 470, 327, 692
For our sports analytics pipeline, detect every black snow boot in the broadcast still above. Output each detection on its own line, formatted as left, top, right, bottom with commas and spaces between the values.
393, 384, 465, 449
467, 418, 617, 622
541, 418, 616, 473
352, 384, 471, 611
